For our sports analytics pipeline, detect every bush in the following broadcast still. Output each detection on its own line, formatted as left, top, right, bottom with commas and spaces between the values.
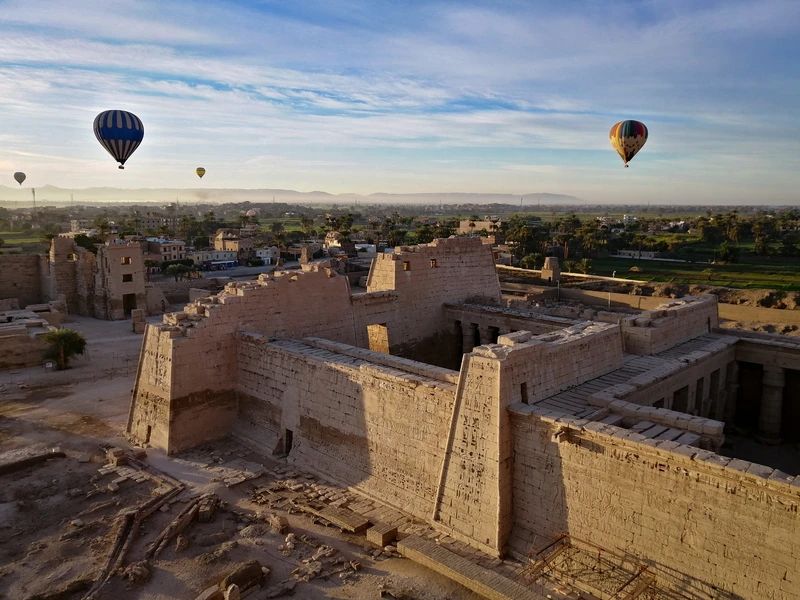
44, 329, 87, 370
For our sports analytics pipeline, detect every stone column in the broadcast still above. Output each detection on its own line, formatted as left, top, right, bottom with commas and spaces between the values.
723, 361, 739, 425
461, 322, 476, 353
700, 375, 712, 418
478, 325, 493, 346
711, 367, 727, 421
757, 366, 785, 445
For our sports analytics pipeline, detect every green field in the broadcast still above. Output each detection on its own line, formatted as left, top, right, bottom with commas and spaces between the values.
0, 231, 42, 244
591, 257, 800, 291
0, 231, 49, 253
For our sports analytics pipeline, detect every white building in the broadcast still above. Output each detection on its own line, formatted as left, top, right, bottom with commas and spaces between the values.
187, 249, 238, 265
254, 246, 280, 265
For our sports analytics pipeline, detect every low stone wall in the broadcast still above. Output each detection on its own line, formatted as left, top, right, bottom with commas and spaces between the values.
0, 298, 19, 311
509, 410, 800, 600
152, 277, 221, 302
553, 288, 800, 327
0, 323, 51, 370
718, 303, 800, 326
621, 296, 718, 355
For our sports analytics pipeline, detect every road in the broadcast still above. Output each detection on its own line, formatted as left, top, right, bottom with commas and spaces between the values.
149, 261, 301, 284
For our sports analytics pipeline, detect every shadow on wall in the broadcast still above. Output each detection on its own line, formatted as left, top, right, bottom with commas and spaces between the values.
391, 326, 463, 370
231, 336, 456, 523
511, 420, 747, 600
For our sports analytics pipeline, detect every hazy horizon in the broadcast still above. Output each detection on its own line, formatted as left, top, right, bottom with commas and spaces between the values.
1, 184, 798, 208
0, 1, 798, 204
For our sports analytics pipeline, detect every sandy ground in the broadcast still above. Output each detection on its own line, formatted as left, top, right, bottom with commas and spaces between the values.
0, 316, 486, 600
572, 280, 800, 310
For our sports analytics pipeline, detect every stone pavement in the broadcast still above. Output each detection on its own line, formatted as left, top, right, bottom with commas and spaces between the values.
175, 438, 545, 599
398, 535, 546, 600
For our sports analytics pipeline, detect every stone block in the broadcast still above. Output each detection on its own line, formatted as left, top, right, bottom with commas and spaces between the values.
267, 514, 289, 534
367, 523, 398, 547
220, 560, 265, 594
194, 586, 223, 600
106, 447, 128, 466
674, 432, 701, 447
198, 495, 218, 523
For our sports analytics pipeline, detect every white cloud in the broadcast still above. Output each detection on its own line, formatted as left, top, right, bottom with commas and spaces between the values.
0, 1, 797, 201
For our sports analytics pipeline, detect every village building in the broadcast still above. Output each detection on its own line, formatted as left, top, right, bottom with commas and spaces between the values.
145, 237, 186, 262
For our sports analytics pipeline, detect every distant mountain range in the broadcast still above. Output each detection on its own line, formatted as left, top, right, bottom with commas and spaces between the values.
0, 185, 581, 206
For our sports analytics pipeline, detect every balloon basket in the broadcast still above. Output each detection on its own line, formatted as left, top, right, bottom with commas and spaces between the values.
118, 165, 125, 170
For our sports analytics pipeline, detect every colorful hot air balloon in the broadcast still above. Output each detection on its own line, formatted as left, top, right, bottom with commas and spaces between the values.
93, 110, 144, 169
196, 167, 206, 179
13, 172, 26, 185
609, 120, 648, 167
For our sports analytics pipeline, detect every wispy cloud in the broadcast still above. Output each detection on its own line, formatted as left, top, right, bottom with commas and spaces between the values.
0, 0, 797, 203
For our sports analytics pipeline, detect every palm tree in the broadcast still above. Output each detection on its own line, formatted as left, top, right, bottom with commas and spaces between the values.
273, 233, 286, 264
577, 258, 593, 274
300, 214, 312, 236
562, 259, 577, 273
44, 329, 87, 370
143, 259, 161, 281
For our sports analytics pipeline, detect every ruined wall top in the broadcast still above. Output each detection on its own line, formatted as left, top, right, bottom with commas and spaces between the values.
367, 236, 502, 305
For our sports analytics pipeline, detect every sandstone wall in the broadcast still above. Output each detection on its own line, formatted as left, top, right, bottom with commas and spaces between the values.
559, 288, 800, 326
233, 335, 456, 520
434, 351, 510, 556
145, 285, 169, 315
558, 288, 674, 310
128, 265, 361, 454
367, 238, 501, 355
49, 238, 80, 313
155, 277, 221, 303
127, 325, 175, 451
497, 323, 624, 405
174, 266, 356, 396
432, 323, 625, 556
0, 325, 50, 369
0, 298, 19, 311
445, 303, 579, 336
622, 296, 719, 355
509, 411, 800, 600
622, 340, 737, 417
0, 255, 42, 307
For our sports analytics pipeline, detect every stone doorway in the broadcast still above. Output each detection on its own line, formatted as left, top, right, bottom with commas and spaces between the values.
122, 293, 137, 316
367, 323, 390, 354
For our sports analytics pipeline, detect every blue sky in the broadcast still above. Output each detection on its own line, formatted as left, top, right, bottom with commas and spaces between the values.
0, 0, 798, 203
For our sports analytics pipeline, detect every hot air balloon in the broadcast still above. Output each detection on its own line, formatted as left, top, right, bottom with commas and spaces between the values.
196, 167, 206, 179
609, 120, 648, 167
93, 110, 144, 169
13, 172, 26, 185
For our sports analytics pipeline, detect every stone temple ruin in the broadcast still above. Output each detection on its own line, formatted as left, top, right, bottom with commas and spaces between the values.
128, 236, 800, 599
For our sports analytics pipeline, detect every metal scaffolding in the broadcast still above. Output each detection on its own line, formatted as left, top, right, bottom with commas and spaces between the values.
518, 534, 672, 600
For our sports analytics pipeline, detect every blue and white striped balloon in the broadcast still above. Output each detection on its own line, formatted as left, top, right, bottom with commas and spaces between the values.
93, 110, 144, 169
